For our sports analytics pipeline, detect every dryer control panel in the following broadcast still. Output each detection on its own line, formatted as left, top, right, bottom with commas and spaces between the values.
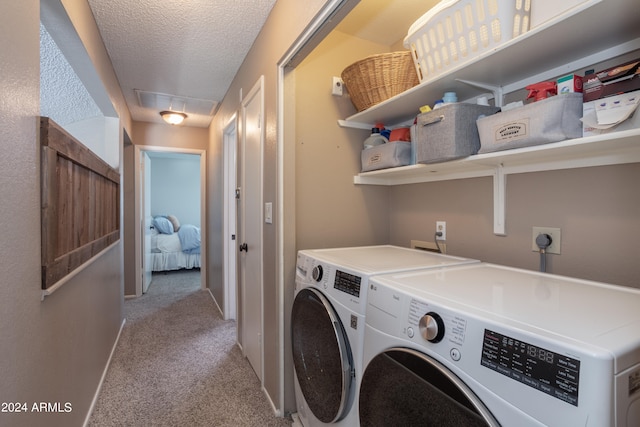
334, 270, 361, 297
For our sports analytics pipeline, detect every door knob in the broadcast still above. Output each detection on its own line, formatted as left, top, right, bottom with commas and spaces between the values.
239, 243, 248, 252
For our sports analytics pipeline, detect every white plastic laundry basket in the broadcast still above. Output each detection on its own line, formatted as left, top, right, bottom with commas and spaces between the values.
404, 0, 531, 82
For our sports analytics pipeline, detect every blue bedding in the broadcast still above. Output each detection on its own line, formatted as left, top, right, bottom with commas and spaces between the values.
177, 224, 201, 254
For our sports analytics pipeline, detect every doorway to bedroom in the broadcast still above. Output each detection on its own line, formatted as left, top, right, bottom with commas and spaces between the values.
135, 147, 206, 297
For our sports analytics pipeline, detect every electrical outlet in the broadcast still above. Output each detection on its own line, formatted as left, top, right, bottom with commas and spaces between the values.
332, 76, 343, 96
436, 221, 446, 241
531, 227, 561, 254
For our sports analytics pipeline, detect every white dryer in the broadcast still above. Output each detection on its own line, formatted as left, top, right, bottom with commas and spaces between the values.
291, 245, 479, 427
360, 263, 640, 426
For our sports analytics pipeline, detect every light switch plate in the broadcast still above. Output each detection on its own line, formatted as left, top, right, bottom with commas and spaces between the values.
265, 202, 272, 224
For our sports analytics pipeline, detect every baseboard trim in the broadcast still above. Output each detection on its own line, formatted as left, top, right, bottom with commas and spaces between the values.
207, 288, 225, 318
263, 385, 282, 418
82, 318, 126, 427
290, 412, 303, 426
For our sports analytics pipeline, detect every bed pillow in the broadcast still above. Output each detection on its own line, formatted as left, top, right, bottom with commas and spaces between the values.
153, 216, 174, 234
167, 214, 181, 232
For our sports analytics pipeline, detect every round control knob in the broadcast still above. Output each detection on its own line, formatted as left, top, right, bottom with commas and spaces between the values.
312, 265, 323, 282
419, 312, 445, 343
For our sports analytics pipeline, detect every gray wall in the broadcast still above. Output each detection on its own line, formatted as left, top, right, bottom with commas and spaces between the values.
294, 28, 640, 290
150, 154, 201, 227
295, 29, 391, 251
387, 165, 640, 287
131, 121, 209, 152
124, 121, 209, 296
0, 1, 126, 426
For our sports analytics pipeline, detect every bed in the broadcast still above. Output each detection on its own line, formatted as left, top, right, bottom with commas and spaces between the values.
150, 215, 201, 272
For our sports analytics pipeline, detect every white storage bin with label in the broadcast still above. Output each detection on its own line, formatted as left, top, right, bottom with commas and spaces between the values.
361, 142, 411, 172
477, 93, 583, 153
404, 0, 531, 82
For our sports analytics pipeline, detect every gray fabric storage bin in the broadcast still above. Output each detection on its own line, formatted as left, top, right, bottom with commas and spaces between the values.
361, 142, 411, 172
477, 93, 583, 153
416, 103, 500, 163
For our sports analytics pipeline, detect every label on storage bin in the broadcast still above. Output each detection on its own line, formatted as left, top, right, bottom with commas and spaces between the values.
368, 153, 382, 165
493, 119, 530, 143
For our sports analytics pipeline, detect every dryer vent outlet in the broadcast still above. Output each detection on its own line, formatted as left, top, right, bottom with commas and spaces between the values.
411, 240, 446, 254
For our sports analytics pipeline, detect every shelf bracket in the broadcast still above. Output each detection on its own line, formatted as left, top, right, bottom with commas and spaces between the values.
493, 164, 507, 236
456, 79, 504, 107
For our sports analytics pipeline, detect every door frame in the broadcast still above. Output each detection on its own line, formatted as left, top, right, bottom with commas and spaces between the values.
133, 144, 207, 297
223, 114, 238, 320
239, 75, 265, 382
276, 0, 360, 412
141, 150, 152, 293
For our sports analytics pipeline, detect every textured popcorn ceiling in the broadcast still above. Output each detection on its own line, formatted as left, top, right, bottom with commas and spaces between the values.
87, 0, 277, 128
40, 23, 103, 126
43, 1, 434, 128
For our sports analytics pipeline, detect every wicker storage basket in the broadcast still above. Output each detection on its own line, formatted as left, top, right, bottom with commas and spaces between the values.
341, 52, 419, 112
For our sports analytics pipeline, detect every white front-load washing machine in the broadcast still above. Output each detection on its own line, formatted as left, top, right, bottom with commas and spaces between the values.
290, 245, 479, 427
360, 263, 640, 426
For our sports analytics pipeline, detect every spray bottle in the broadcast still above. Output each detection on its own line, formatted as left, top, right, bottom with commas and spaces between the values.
526, 81, 557, 102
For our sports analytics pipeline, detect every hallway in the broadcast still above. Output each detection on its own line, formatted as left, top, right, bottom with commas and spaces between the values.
88, 270, 291, 426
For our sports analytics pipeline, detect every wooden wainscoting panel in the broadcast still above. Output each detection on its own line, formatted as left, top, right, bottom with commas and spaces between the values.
40, 117, 120, 290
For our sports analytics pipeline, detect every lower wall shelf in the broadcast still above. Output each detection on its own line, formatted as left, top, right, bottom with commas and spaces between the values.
354, 128, 640, 235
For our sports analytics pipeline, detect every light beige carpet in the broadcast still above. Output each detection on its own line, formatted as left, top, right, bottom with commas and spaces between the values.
88, 270, 291, 427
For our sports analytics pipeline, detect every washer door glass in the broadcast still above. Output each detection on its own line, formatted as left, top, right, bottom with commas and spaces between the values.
359, 348, 498, 426
291, 288, 353, 423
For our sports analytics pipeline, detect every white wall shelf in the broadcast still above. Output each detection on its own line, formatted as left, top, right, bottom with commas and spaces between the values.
355, 129, 640, 185
355, 129, 640, 235
339, 0, 640, 129
346, 0, 640, 235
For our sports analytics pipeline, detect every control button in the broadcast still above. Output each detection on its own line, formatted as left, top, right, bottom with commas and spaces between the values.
312, 265, 323, 282
450, 348, 461, 361
407, 327, 414, 338
419, 312, 445, 343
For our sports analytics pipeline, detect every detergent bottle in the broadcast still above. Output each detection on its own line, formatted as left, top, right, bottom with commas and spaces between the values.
526, 81, 557, 102
363, 128, 388, 149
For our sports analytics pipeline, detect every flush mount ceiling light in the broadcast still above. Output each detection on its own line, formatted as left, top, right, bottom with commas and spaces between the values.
160, 110, 187, 125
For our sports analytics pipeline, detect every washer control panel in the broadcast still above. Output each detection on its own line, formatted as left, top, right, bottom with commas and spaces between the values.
481, 329, 581, 406
408, 298, 468, 347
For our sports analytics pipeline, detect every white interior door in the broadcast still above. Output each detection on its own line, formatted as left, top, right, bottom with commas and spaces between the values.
224, 117, 238, 320
141, 151, 152, 293
239, 76, 264, 381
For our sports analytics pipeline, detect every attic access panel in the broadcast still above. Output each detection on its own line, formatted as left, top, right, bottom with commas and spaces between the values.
134, 89, 217, 116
